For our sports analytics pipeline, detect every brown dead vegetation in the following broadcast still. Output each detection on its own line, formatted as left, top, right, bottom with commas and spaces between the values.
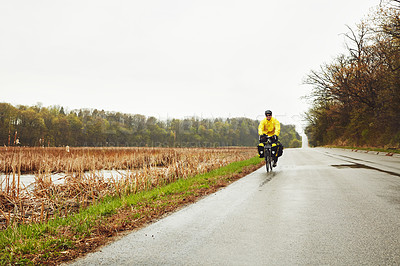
0, 147, 255, 229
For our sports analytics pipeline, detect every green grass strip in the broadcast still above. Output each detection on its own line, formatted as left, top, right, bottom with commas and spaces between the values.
0, 156, 263, 265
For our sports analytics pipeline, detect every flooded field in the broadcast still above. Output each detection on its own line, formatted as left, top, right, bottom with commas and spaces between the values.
0, 146, 255, 229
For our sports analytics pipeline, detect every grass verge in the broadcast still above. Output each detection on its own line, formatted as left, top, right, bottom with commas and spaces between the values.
0, 156, 263, 265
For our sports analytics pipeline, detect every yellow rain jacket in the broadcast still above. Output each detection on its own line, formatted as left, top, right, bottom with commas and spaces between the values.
258, 117, 280, 136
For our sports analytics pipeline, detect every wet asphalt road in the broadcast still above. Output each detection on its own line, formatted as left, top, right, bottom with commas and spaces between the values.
70, 148, 400, 265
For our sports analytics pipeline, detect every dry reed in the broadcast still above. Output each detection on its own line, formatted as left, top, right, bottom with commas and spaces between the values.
0, 146, 255, 229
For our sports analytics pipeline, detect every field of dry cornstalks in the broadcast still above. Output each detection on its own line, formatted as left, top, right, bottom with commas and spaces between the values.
0, 146, 255, 229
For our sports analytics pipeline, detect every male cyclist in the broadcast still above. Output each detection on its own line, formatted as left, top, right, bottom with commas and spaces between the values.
258, 110, 281, 167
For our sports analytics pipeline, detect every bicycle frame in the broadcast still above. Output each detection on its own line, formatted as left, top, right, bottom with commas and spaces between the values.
262, 136, 273, 172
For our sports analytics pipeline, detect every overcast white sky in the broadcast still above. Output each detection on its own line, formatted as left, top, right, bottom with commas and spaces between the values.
0, 0, 380, 133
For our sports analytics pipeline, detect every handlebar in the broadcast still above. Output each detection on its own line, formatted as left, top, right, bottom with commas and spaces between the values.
259, 134, 278, 143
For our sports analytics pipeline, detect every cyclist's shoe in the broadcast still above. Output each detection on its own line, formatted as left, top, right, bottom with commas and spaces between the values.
273, 161, 277, 167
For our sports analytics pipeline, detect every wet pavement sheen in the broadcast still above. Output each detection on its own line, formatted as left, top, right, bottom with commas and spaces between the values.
69, 148, 400, 265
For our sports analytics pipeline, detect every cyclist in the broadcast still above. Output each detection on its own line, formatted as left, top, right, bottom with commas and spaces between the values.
258, 110, 281, 167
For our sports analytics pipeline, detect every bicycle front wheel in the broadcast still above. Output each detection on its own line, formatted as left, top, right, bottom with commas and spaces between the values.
265, 148, 272, 172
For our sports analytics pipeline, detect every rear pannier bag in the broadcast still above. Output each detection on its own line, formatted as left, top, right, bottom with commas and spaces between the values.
277, 141, 283, 157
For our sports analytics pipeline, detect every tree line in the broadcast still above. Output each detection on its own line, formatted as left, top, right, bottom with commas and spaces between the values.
304, 0, 400, 148
0, 103, 302, 148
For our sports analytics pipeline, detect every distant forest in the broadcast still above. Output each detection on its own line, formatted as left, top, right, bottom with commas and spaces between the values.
0, 103, 302, 148
304, 1, 400, 148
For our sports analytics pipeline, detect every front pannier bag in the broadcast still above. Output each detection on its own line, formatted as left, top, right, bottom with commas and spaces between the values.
257, 143, 265, 158
271, 141, 283, 159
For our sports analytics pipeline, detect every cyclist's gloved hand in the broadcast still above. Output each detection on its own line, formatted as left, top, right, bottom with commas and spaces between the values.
259, 134, 268, 143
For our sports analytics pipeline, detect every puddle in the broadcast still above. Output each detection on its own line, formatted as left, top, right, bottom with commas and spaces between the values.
331, 164, 368, 169
331, 163, 400, 177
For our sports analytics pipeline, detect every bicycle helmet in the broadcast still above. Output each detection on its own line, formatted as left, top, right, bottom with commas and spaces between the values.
265, 110, 272, 116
